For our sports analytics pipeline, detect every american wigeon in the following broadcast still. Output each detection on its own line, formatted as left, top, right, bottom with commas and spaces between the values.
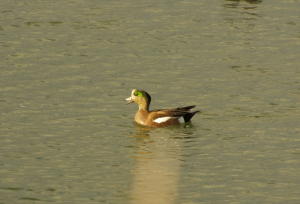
125, 89, 200, 127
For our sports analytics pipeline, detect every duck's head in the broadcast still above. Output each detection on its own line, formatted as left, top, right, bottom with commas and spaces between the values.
125, 89, 151, 110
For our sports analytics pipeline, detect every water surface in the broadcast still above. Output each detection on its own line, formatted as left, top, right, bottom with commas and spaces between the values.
1, 0, 300, 203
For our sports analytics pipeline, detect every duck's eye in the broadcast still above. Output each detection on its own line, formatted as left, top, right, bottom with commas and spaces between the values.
134, 92, 138, 96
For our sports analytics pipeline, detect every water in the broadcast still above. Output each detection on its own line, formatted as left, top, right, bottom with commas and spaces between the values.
1, 0, 300, 203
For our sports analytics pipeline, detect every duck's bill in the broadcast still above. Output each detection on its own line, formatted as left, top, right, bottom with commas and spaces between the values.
125, 97, 134, 105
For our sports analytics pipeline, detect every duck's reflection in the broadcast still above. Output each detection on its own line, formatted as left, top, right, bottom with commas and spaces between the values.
224, 0, 262, 7
130, 125, 184, 204
223, 0, 263, 22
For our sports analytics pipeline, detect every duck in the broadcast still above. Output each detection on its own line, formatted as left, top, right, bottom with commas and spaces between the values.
125, 89, 200, 127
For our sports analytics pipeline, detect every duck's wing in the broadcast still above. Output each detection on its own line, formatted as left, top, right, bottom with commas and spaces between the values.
150, 105, 200, 122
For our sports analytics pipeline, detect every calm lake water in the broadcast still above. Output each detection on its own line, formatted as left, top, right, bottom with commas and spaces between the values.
1, 0, 300, 203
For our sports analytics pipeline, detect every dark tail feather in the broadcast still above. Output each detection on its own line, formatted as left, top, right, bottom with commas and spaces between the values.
183, 110, 200, 122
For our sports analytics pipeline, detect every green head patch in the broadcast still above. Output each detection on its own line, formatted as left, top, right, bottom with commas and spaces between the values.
134, 90, 151, 104
134, 91, 143, 97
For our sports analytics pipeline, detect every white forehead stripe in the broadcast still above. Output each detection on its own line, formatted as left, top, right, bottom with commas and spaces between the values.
153, 117, 172, 123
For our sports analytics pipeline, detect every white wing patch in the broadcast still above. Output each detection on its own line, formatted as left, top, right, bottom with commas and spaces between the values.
153, 117, 172, 123
178, 117, 185, 123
